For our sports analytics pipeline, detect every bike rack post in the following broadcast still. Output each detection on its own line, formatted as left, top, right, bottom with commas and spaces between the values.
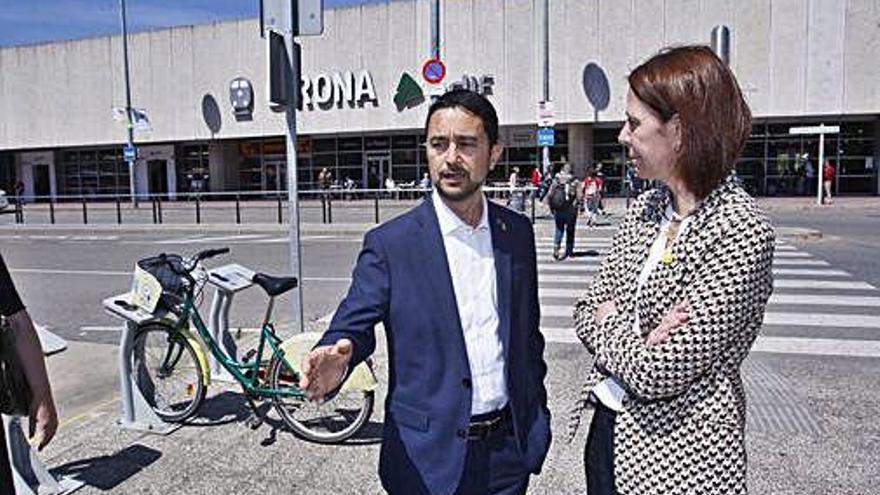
205, 264, 256, 383
327, 195, 333, 224
530, 189, 536, 224
195, 196, 201, 224
102, 295, 177, 435
374, 191, 380, 224
49, 200, 55, 224
2, 328, 84, 495
276, 195, 283, 224
116, 197, 122, 224
81, 198, 88, 225
235, 194, 241, 224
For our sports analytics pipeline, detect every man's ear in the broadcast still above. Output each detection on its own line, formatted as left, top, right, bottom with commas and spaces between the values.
490, 143, 504, 170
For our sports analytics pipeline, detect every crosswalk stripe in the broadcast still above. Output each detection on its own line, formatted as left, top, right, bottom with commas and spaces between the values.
762, 312, 880, 329
774, 279, 875, 290
539, 264, 598, 273
751, 337, 880, 357
773, 268, 849, 277
772, 252, 813, 258
154, 234, 266, 244
770, 259, 829, 266
535, 275, 869, 287
540, 307, 880, 329
769, 294, 880, 307
539, 289, 880, 308
539, 328, 880, 357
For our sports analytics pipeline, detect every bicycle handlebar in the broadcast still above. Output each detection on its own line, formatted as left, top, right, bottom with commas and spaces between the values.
156, 247, 230, 284
195, 247, 230, 262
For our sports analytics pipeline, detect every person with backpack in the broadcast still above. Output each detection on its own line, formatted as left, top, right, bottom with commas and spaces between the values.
547, 163, 580, 260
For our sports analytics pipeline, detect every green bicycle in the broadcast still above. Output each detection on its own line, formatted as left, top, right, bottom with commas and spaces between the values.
117, 247, 376, 444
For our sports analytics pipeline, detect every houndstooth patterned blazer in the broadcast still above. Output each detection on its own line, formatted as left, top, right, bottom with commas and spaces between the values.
570, 175, 775, 495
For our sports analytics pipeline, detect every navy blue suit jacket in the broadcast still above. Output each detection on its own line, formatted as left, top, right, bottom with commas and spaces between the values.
318, 197, 551, 495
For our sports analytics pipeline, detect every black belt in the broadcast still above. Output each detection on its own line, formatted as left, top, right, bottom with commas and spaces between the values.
467, 405, 511, 440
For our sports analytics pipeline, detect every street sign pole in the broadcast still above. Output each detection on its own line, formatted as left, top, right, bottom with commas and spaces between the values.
790, 124, 840, 206
284, 36, 304, 333
540, 0, 551, 176
263, 0, 323, 332
119, 0, 137, 207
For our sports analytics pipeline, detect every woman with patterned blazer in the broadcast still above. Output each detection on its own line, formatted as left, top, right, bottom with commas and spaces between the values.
570, 45, 776, 495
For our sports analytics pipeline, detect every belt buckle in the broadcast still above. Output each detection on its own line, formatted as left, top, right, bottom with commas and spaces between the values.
468, 413, 503, 440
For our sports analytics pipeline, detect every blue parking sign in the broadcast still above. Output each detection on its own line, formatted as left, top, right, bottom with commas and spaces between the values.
123, 144, 137, 162
537, 127, 555, 147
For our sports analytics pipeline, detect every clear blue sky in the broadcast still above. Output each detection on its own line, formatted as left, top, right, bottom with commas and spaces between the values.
0, 0, 385, 47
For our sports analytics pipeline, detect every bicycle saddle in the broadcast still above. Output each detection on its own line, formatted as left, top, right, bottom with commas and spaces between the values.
252, 273, 298, 296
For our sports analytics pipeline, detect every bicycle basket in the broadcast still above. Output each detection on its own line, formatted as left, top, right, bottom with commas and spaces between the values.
135, 254, 190, 311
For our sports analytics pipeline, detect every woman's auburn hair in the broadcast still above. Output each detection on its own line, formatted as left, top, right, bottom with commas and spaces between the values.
628, 45, 752, 199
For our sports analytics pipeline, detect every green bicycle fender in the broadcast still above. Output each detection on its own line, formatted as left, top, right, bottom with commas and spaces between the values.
279, 333, 378, 393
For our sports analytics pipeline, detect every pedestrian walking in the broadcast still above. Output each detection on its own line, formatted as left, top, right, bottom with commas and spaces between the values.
299, 89, 551, 495
570, 45, 775, 495
547, 163, 579, 260
582, 168, 603, 226
822, 159, 835, 204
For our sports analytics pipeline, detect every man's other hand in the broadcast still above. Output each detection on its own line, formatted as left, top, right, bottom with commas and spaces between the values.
299, 339, 353, 402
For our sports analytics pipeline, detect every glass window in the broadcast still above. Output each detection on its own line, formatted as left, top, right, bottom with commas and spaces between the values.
338, 136, 363, 152
391, 134, 418, 149
364, 135, 390, 151
312, 138, 337, 153
339, 152, 363, 167
392, 150, 417, 167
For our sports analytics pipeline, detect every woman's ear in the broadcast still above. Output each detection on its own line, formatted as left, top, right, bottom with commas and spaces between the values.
668, 114, 683, 153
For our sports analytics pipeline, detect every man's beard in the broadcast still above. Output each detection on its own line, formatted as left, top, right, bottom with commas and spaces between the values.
435, 176, 485, 202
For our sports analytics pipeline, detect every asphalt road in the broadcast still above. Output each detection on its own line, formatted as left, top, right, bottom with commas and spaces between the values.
1, 203, 878, 494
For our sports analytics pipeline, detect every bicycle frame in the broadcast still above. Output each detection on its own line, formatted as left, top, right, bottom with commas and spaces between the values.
172, 292, 305, 399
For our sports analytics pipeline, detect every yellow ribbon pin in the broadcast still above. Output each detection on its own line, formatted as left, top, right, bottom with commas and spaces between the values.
660, 249, 674, 265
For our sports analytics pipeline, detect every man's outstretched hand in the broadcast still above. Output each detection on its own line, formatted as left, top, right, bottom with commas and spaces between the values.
299, 339, 353, 402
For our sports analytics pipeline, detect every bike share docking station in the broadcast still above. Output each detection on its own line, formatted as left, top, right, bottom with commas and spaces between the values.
102, 263, 256, 435
3, 327, 85, 495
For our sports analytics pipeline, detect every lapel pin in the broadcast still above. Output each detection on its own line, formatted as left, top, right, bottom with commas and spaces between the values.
660, 249, 674, 265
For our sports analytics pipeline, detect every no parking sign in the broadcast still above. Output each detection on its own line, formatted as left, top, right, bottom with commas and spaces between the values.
422, 58, 446, 84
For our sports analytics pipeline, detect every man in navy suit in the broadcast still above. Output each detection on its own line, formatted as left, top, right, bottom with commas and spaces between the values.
300, 89, 551, 495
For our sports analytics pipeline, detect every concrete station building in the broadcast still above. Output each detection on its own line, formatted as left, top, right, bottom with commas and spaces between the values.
0, 0, 878, 200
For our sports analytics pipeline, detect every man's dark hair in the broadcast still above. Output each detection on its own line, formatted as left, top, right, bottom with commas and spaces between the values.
424, 89, 499, 146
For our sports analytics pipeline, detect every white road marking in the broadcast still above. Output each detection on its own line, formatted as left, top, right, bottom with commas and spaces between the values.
540, 328, 880, 357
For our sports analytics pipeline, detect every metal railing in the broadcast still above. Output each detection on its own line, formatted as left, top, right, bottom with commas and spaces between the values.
0, 187, 539, 226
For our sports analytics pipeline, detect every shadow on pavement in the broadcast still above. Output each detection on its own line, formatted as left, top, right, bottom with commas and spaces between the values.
50, 443, 161, 490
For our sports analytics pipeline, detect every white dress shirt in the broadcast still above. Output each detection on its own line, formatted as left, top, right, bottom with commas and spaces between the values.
432, 189, 509, 415
592, 203, 694, 411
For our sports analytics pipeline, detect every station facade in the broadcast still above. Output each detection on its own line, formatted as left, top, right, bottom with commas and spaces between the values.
0, 0, 877, 200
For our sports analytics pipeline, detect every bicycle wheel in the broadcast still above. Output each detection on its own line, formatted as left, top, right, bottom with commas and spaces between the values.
269, 356, 374, 444
131, 323, 206, 422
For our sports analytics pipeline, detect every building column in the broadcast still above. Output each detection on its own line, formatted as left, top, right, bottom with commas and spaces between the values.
567, 123, 593, 178
208, 141, 240, 192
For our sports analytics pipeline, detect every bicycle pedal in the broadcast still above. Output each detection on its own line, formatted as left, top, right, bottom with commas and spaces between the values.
243, 349, 257, 362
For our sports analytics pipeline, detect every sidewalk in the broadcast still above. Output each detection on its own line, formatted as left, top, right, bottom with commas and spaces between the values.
0, 197, 834, 240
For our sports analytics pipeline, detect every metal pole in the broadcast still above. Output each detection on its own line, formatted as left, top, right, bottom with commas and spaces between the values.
541, 0, 551, 176
285, 38, 304, 333
119, 0, 137, 207
817, 130, 825, 206
431, 0, 440, 60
